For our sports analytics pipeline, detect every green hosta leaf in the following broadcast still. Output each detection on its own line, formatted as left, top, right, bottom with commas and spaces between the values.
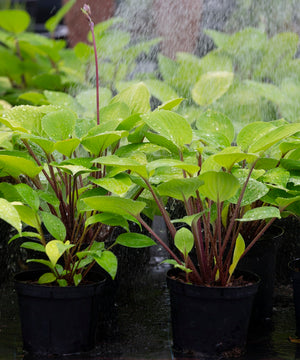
38, 272, 56, 284
82, 196, 146, 218
42, 109, 77, 141
90, 173, 132, 196
145, 132, 180, 155
15, 183, 40, 212
110, 82, 150, 114
261, 168, 290, 188
93, 250, 118, 279
45, 240, 74, 267
99, 102, 131, 131
54, 138, 80, 157
147, 159, 199, 176
238, 207, 281, 222
157, 177, 204, 201
143, 110, 192, 150
116, 232, 156, 248
213, 148, 258, 170
81, 130, 128, 155
52, 163, 94, 177
199, 171, 240, 202
229, 234, 245, 279
85, 213, 129, 232
174, 227, 194, 258
158, 98, 185, 111
144, 79, 179, 103
38, 191, 60, 209
94, 155, 148, 178
14, 204, 40, 230
76, 87, 112, 114
24, 135, 54, 154
275, 195, 300, 208
44, 91, 80, 112
0, 155, 42, 179
196, 110, 235, 144
73, 273, 82, 286
0, 10, 30, 34
236, 122, 276, 152
21, 242, 45, 252
0, 199, 22, 234
42, 212, 66, 241
230, 178, 269, 206
249, 123, 300, 154
192, 71, 234, 106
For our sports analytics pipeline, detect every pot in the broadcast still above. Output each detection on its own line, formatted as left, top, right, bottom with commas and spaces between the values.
289, 258, 300, 337
167, 268, 259, 358
237, 225, 284, 323
15, 270, 106, 356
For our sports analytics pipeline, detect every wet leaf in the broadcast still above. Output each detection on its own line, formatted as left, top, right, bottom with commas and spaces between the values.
93, 250, 118, 279
238, 207, 281, 222
38, 272, 56, 284
0, 199, 22, 235
41, 109, 77, 141
229, 234, 245, 279
21, 242, 45, 252
157, 177, 204, 201
42, 212, 66, 241
174, 228, 194, 258
15, 183, 40, 212
116, 233, 156, 248
45, 240, 74, 267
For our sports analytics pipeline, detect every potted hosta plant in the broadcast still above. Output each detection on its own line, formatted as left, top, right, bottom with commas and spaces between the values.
81, 108, 300, 357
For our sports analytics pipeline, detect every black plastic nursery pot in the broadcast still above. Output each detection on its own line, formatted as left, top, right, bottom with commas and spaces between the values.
289, 258, 300, 337
167, 268, 260, 358
237, 225, 284, 323
14, 270, 106, 356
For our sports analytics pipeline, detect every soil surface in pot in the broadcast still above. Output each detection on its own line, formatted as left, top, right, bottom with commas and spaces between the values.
0, 242, 298, 360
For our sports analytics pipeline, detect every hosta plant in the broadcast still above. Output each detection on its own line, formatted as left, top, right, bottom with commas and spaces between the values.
81, 109, 300, 286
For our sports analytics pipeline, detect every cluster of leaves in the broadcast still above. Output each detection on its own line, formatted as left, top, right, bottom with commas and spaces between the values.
0, 82, 156, 286
78, 107, 300, 286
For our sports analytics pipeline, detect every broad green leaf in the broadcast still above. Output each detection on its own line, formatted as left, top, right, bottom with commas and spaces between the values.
110, 82, 150, 114
14, 204, 40, 230
0, 155, 42, 179
99, 102, 131, 131
158, 98, 185, 111
230, 178, 269, 206
199, 171, 240, 202
144, 79, 179, 103
24, 135, 54, 154
94, 155, 148, 178
157, 177, 204, 201
93, 250, 118, 280
0, 199, 21, 234
116, 233, 156, 248
0, 10, 30, 34
91, 173, 132, 196
54, 138, 80, 157
85, 213, 129, 232
145, 132, 180, 154
82, 196, 146, 218
81, 130, 128, 155
236, 122, 276, 152
45, 240, 74, 267
38, 272, 56, 284
249, 123, 300, 154
192, 71, 234, 106
261, 168, 290, 188
174, 228, 194, 258
8, 231, 41, 244
45, 0, 76, 33
76, 87, 112, 114
213, 148, 258, 170
143, 110, 192, 149
15, 183, 40, 212
147, 159, 199, 176
27, 259, 53, 268
229, 234, 245, 278
57, 279, 68, 287
196, 110, 235, 144
238, 206, 281, 222
44, 91, 80, 112
42, 109, 77, 141
21, 242, 45, 252
275, 195, 300, 208
52, 163, 95, 177
42, 212, 66, 241
172, 212, 207, 227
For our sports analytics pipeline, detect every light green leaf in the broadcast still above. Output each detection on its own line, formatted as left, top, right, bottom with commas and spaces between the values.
116, 232, 156, 248
0, 10, 30, 34
54, 138, 80, 157
213, 147, 258, 170
0, 199, 22, 234
174, 228, 194, 258
192, 71, 234, 106
42, 109, 77, 141
73, 273, 82, 286
143, 110, 192, 149
85, 213, 129, 232
199, 171, 240, 202
261, 168, 290, 188
45, 240, 74, 267
81, 130, 128, 155
230, 178, 269, 206
14, 204, 40, 229
157, 177, 204, 201
147, 159, 199, 176
38, 272, 56, 284
90, 173, 132, 196
93, 250, 118, 279
238, 207, 281, 222
0, 155, 42, 179
42, 212, 66, 241
15, 183, 40, 212
229, 234, 245, 278
45, 0, 76, 33
21, 242, 45, 252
